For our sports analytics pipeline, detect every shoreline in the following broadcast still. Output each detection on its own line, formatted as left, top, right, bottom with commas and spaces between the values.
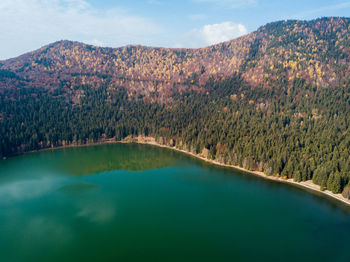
124, 136, 350, 208
3, 136, 350, 207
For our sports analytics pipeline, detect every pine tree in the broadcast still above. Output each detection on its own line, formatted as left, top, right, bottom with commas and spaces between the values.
312, 167, 328, 190
327, 172, 342, 194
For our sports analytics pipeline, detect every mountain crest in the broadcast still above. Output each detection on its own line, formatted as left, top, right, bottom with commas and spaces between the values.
0, 17, 349, 102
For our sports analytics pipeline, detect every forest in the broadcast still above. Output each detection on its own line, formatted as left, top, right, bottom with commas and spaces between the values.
1, 72, 349, 197
0, 17, 350, 197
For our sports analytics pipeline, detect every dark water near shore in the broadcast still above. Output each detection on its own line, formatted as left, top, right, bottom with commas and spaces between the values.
0, 143, 349, 262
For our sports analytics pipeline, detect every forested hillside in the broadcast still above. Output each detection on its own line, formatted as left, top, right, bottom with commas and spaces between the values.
1, 17, 349, 102
0, 17, 349, 196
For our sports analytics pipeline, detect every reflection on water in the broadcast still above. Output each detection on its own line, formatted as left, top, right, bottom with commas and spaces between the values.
76, 199, 116, 223
58, 181, 101, 196
0, 177, 63, 204
56, 143, 181, 175
0, 143, 349, 262
0, 143, 185, 179
21, 216, 74, 248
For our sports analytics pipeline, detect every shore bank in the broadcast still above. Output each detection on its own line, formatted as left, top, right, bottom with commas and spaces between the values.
121, 136, 350, 207
3, 136, 350, 207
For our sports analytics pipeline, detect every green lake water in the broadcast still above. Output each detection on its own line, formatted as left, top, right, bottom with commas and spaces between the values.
0, 143, 349, 262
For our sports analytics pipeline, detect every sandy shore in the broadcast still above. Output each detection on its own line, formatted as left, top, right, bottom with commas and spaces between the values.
123, 136, 350, 207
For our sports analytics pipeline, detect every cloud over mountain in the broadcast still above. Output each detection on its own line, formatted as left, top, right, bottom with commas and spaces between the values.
0, 0, 160, 59
187, 21, 248, 46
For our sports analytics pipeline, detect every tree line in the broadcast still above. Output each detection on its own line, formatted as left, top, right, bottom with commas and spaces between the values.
0, 74, 349, 197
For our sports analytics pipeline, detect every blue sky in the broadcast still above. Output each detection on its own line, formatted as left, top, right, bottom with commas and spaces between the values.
0, 0, 349, 59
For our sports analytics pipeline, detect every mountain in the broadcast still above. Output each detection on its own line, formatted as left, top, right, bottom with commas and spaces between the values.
1, 17, 349, 103
0, 17, 350, 197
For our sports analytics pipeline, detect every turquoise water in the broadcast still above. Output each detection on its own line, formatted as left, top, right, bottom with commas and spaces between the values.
0, 143, 349, 262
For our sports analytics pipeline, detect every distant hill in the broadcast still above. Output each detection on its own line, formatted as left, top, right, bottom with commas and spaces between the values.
1, 17, 349, 103
1, 17, 349, 197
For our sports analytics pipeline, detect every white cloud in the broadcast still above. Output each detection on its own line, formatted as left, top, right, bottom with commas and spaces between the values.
0, 0, 161, 59
90, 39, 105, 47
193, 0, 257, 8
183, 21, 248, 47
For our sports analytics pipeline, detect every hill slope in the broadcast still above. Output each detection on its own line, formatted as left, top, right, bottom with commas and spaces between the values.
0, 17, 350, 197
1, 17, 349, 102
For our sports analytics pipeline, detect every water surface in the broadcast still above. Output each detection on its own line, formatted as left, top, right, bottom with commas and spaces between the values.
0, 143, 349, 262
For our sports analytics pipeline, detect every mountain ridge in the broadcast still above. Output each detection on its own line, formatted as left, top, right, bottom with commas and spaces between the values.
2, 16, 349, 60
1, 17, 349, 103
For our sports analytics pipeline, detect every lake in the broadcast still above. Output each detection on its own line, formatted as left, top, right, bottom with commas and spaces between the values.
0, 143, 349, 262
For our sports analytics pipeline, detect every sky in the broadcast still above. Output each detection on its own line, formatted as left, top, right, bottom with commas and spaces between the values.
0, 0, 349, 59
